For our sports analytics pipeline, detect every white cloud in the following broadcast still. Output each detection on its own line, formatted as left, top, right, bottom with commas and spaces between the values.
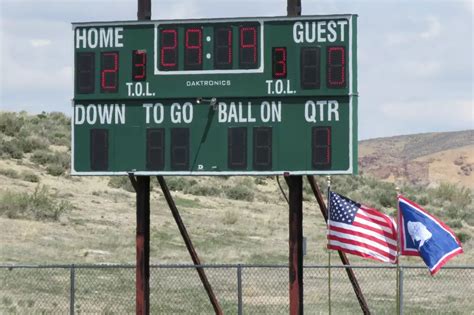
1, 18, 72, 94
385, 15, 441, 46
358, 99, 473, 139
401, 61, 442, 78
154, 1, 200, 19
30, 39, 51, 47
381, 100, 473, 125
463, 0, 474, 14
419, 16, 441, 39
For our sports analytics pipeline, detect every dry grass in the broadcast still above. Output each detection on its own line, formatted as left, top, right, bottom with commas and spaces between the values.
0, 158, 472, 266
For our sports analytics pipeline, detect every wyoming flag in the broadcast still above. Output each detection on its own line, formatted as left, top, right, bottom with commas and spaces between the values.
398, 195, 463, 275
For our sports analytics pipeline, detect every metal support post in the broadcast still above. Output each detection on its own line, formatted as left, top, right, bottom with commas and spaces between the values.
399, 267, 404, 315
237, 264, 243, 315
287, 1, 303, 313
137, 0, 151, 20
135, 176, 150, 315
286, 176, 303, 315
157, 176, 222, 315
135, 1, 151, 314
287, 0, 301, 16
70, 264, 75, 315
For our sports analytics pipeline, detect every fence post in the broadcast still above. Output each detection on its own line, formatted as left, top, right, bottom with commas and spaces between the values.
70, 264, 75, 315
399, 267, 404, 315
237, 264, 243, 315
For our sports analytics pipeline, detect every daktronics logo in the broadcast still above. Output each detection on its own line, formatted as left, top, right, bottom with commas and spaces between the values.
185, 80, 231, 87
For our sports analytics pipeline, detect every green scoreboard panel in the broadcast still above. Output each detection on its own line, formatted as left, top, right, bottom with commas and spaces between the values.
72, 15, 358, 175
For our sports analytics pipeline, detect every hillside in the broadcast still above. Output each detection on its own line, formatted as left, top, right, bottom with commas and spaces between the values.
0, 111, 473, 266
359, 130, 474, 188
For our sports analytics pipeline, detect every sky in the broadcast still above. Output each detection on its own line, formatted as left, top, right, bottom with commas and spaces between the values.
0, 0, 472, 140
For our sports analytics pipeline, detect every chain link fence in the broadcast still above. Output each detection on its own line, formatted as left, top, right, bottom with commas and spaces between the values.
1, 264, 473, 314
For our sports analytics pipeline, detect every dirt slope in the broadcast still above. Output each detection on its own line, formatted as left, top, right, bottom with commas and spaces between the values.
359, 130, 473, 188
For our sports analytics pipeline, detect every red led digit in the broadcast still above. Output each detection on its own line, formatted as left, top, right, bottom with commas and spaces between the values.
224, 29, 232, 64
184, 28, 202, 70
272, 47, 287, 78
101, 51, 119, 93
241, 27, 256, 62
160, 29, 178, 70
300, 47, 321, 89
312, 126, 331, 169
214, 27, 232, 69
76, 52, 95, 94
239, 26, 258, 69
324, 127, 331, 163
327, 46, 345, 88
132, 50, 146, 81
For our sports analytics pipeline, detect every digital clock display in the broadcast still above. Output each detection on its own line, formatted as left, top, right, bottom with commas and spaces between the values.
157, 23, 260, 73
74, 16, 355, 98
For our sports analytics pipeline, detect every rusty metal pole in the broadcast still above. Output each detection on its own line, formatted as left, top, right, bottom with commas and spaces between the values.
157, 176, 223, 315
287, 0, 301, 17
286, 176, 304, 315
287, 2, 303, 314
138, 0, 151, 20
135, 176, 150, 315
307, 176, 371, 315
135, 2, 151, 315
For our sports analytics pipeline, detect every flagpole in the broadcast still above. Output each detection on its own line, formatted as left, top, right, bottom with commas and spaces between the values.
327, 175, 332, 315
396, 186, 401, 315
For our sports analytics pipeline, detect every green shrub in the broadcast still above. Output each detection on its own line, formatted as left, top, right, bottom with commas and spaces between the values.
222, 210, 239, 225
464, 213, 474, 226
165, 177, 187, 191
31, 150, 58, 165
0, 190, 30, 218
0, 110, 70, 151
431, 183, 472, 209
31, 150, 56, 165
50, 131, 69, 146
22, 171, 40, 183
108, 176, 135, 192
165, 177, 197, 191
29, 186, 72, 221
376, 189, 396, 208
174, 196, 200, 208
186, 183, 221, 197
31, 150, 70, 169
46, 164, 65, 176
0, 112, 24, 136
18, 136, 49, 153
2, 139, 24, 159
254, 177, 267, 185
0, 168, 19, 179
415, 194, 429, 206
446, 219, 462, 229
456, 232, 471, 243
0, 185, 71, 221
225, 184, 254, 201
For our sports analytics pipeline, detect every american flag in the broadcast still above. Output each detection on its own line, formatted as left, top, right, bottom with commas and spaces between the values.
328, 191, 398, 263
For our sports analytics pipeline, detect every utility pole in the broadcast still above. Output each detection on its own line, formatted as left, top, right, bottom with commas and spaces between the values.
135, 2, 152, 315
287, 1, 303, 314
286, 175, 303, 315
134, 176, 150, 314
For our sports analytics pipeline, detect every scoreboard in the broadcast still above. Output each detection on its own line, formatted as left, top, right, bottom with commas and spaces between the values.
72, 15, 358, 175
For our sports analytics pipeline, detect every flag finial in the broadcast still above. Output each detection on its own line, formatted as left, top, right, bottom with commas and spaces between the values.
396, 186, 400, 197
327, 176, 331, 187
